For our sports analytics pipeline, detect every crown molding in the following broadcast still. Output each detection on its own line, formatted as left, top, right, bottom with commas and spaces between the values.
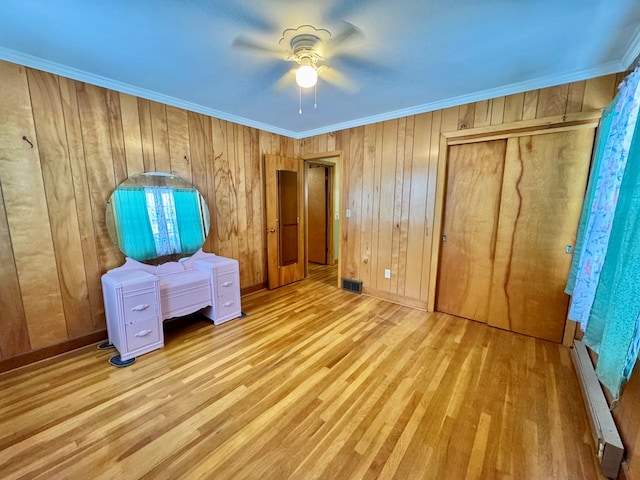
621, 23, 640, 69
0, 46, 625, 140
0, 47, 298, 138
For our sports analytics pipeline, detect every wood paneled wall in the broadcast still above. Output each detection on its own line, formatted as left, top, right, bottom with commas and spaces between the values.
0, 58, 622, 369
615, 362, 640, 480
297, 74, 622, 308
0, 60, 294, 364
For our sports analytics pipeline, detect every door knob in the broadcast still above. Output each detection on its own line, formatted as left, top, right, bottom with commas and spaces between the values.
268, 228, 276, 233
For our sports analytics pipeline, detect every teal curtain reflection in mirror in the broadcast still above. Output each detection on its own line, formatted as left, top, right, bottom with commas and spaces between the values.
145, 186, 182, 256
174, 188, 206, 252
113, 187, 156, 260
106, 172, 211, 262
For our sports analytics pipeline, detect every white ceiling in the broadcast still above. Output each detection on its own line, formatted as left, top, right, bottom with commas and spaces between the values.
1, 0, 639, 139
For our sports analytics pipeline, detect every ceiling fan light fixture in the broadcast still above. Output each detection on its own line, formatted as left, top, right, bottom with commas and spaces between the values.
295, 65, 318, 88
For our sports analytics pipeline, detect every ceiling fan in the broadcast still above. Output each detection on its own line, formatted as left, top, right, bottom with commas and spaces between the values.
232, 23, 363, 113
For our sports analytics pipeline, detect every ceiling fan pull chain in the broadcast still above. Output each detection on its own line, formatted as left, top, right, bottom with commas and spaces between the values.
314, 84, 317, 109
299, 86, 303, 114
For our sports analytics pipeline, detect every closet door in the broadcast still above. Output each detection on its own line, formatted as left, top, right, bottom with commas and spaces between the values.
436, 139, 507, 323
487, 128, 595, 342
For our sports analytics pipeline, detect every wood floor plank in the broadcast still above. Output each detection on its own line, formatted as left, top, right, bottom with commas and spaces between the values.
0, 264, 603, 479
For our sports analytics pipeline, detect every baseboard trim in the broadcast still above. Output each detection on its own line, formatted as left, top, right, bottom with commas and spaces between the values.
571, 340, 624, 479
241, 283, 266, 295
362, 286, 427, 311
0, 330, 108, 374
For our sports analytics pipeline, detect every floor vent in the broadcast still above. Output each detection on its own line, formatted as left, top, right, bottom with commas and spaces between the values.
342, 278, 363, 294
571, 340, 624, 479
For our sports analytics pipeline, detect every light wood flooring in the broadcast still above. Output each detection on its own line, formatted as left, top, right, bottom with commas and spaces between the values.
0, 264, 601, 479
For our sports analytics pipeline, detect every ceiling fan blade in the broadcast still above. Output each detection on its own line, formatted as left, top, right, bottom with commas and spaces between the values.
321, 21, 362, 57
326, 0, 384, 20
272, 68, 297, 93
211, 4, 275, 33
232, 36, 285, 59
318, 66, 359, 94
332, 53, 390, 75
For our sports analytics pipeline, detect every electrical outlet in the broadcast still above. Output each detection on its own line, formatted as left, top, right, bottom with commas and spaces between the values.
384, 269, 391, 279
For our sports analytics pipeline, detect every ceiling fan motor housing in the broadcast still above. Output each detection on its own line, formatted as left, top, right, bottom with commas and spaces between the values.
291, 34, 323, 65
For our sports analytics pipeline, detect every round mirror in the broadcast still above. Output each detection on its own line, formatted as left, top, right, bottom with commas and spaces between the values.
106, 172, 210, 262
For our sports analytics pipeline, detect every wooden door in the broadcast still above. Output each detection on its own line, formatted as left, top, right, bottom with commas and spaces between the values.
308, 164, 328, 264
487, 128, 595, 342
436, 140, 507, 323
265, 154, 305, 289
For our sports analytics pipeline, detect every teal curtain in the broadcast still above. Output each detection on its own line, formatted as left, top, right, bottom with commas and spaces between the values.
173, 188, 205, 253
565, 104, 614, 293
566, 67, 640, 400
113, 187, 156, 260
584, 111, 640, 400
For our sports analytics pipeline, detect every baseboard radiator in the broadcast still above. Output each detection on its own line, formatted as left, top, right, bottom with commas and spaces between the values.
341, 278, 363, 294
571, 340, 624, 479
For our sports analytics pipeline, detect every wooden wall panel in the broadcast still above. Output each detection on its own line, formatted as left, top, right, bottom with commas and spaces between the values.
359, 123, 377, 287
59, 77, 104, 330
227, 123, 241, 264
137, 99, 156, 172
614, 364, 640, 480
347, 128, 363, 282
75, 83, 121, 273
0, 181, 30, 358
106, 90, 128, 186
233, 125, 250, 283
212, 120, 237, 260
119, 93, 145, 178
0, 62, 67, 349
187, 111, 214, 254
149, 101, 171, 173
167, 106, 191, 182
27, 68, 92, 338
403, 113, 431, 299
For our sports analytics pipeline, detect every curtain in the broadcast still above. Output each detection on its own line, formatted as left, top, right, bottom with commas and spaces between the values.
113, 187, 156, 260
145, 186, 182, 256
173, 188, 205, 253
566, 68, 640, 400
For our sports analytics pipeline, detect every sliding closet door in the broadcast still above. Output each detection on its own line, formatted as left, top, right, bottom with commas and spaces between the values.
436, 139, 507, 323
487, 128, 595, 342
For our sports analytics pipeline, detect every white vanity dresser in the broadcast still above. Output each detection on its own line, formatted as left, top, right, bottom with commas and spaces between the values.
101, 172, 243, 366
102, 249, 241, 364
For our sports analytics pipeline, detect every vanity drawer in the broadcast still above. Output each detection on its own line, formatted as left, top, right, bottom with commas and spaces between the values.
125, 316, 161, 351
214, 271, 241, 323
123, 291, 158, 322
216, 271, 238, 294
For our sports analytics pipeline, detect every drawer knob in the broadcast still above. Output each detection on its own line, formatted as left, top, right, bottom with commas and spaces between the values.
134, 329, 153, 337
222, 301, 234, 307
221, 281, 233, 287
131, 304, 150, 312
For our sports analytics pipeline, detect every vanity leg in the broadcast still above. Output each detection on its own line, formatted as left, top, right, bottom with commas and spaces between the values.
200, 306, 215, 322
108, 354, 136, 367
97, 341, 115, 350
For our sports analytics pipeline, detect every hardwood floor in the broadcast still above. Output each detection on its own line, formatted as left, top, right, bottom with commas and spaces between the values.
0, 264, 601, 479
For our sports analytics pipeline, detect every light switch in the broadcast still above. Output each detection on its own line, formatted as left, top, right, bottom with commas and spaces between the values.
346, 209, 351, 218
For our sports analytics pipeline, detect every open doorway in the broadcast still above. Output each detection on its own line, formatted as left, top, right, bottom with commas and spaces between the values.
304, 155, 340, 287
